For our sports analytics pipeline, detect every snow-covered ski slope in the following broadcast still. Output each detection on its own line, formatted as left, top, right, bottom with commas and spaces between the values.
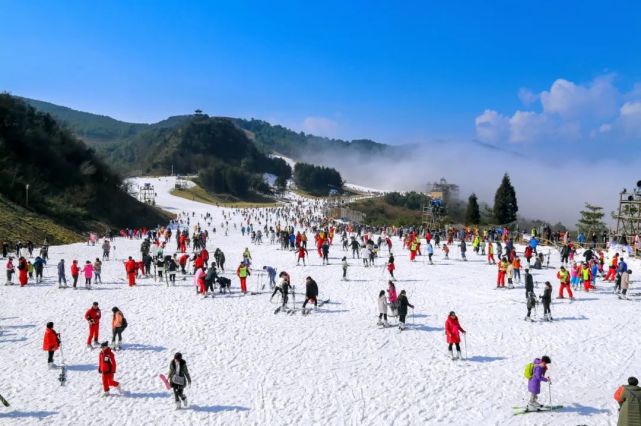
0, 176, 638, 425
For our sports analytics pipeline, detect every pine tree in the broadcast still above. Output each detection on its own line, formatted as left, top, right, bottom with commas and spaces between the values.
493, 173, 518, 224
465, 193, 481, 225
576, 203, 607, 236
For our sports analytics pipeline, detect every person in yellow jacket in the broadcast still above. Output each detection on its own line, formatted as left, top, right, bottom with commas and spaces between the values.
237, 261, 250, 294
496, 258, 508, 288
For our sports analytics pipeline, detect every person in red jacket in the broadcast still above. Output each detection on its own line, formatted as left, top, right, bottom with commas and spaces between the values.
124, 257, 136, 287
193, 253, 204, 274
200, 248, 209, 268
296, 246, 307, 266
43, 321, 60, 368
179, 254, 189, 274
17, 256, 28, 286
179, 234, 187, 253
71, 260, 80, 289
85, 302, 101, 348
98, 341, 120, 396
524, 246, 533, 266
445, 311, 466, 360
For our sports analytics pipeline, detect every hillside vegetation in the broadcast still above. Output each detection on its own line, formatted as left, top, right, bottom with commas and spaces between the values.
0, 94, 171, 238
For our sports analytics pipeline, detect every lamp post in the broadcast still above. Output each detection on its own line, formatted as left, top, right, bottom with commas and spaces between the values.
25, 184, 30, 208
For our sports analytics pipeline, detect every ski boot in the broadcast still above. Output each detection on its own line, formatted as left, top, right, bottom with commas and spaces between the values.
448, 349, 455, 360
182, 396, 189, 408
376, 319, 383, 326
383, 320, 389, 327
457, 350, 463, 360
175, 401, 181, 410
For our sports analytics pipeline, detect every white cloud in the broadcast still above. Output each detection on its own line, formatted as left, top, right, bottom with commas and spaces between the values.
518, 88, 538, 105
301, 116, 338, 137
475, 75, 641, 147
475, 109, 509, 144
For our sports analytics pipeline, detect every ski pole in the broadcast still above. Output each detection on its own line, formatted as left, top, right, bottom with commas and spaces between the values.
548, 382, 552, 406
464, 333, 468, 360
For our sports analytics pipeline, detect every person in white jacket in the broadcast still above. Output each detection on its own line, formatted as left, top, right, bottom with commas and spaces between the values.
377, 290, 389, 327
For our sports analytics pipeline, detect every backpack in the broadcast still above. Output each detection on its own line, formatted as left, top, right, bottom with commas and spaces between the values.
524, 362, 534, 379
121, 315, 128, 330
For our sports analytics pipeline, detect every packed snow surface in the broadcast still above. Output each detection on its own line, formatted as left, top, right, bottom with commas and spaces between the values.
1, 176, 639, 425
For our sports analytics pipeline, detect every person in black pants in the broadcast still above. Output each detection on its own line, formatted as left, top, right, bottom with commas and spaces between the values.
302, 276, 318, 309
541, 281, 552, 321
397, 290, 414, 330
168, 352, 192, 410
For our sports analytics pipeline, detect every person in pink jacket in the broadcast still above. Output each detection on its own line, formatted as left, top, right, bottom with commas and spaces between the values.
81, 260, 94, 289
445, 311, 466, 360
387, 281, 398, 316
194, 267, 206, 295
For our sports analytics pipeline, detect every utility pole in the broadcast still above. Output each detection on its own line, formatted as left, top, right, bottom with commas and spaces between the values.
25, 184, 30, 208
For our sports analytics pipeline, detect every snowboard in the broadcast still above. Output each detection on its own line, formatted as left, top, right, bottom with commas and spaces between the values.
512, 405, 563, 415
159, 374, 171, 390
0, 394, 9, 407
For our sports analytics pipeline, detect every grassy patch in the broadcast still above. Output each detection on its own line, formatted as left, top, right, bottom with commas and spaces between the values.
349, 196, 423, 226
0, 196, 84, 245
171, 184, 279, 208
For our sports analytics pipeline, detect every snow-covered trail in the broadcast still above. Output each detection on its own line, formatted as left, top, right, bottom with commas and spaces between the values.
0, 176, 639, 425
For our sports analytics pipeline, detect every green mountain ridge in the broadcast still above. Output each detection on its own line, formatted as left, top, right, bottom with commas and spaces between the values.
20, 97, 395, 171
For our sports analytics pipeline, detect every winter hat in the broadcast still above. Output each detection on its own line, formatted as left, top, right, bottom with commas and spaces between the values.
112, 307, 119, 313
46, 322, 54, 329
541, 355, 551, 364
174, 352, 183, 360
100, 341, 109, 348
92, 302, 99, 307
629, 377, 639, 386
449, 311, 456, 316
400, 290, 406, 295
628, 270, 633, 274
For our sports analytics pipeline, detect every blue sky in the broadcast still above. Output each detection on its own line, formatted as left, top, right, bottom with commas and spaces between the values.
2, 0, 641, 150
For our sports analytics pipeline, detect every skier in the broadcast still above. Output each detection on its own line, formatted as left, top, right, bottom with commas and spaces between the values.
17, 256, 28, 286
98, 341, 121, 397
387, 254, 396, 280
459, 240, 467, 261
168, 352, 192, 410
338, 256, 347, 281
614, 376, 641, 425
445, 311, 466, 360
194, 266, 206, 295
111, 307, 126, 350
33, 256, 46, 284
93, 258, 102, 284
526, 355, 552, 411
442, 244, 450, 260
85, 302, 101, 349
57, 259, 67, 288
263, 266, 277, 288
426, 242, 434, 264
321, 240, 330, 265
487, 241, 495, 264
236, 261, 250, 294
377, 290, 389, 327
167, 256, 178, 286
125, 256, 136, 287
70, 259, 80, 289
82, 260, 93, 289
5, 257, 14, 285
204, 264, 217, 295
387, 281, 398, 316
43, 322, 60, 368
620, 269, 632, 299
296, 245, 307, 266
102, 239, 110, 260
496, 258, 508, 288
556, 266, 574, 300
302, 276, 318, 310
397, 290, 414, 330
541, 281, 553, 321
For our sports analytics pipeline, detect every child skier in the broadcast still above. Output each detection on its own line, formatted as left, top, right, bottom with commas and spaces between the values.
442, 244, 449, 259
302, 276, 319, 310
377, 290, 389, 327
387, 254, 396, 280
341, 257, 349, 281
445, 311, 466, 360
168, 352, 192, 409
43, 322, 60, 368
526, 355, 552, 411
82, 260, 93, 289
387, 281, 398, 316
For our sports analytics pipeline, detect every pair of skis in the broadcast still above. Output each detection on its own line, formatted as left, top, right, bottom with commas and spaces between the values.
512, 405, 563, 415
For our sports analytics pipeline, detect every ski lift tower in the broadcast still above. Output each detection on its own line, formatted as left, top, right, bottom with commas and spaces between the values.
175, 175, 188, 190
422, 198, 443, 230
614, 180, 641, 245
138, 182, 156, 206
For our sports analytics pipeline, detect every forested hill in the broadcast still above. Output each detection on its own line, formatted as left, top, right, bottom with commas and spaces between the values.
21, 98, 394, 167
0, 94, 171, 239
